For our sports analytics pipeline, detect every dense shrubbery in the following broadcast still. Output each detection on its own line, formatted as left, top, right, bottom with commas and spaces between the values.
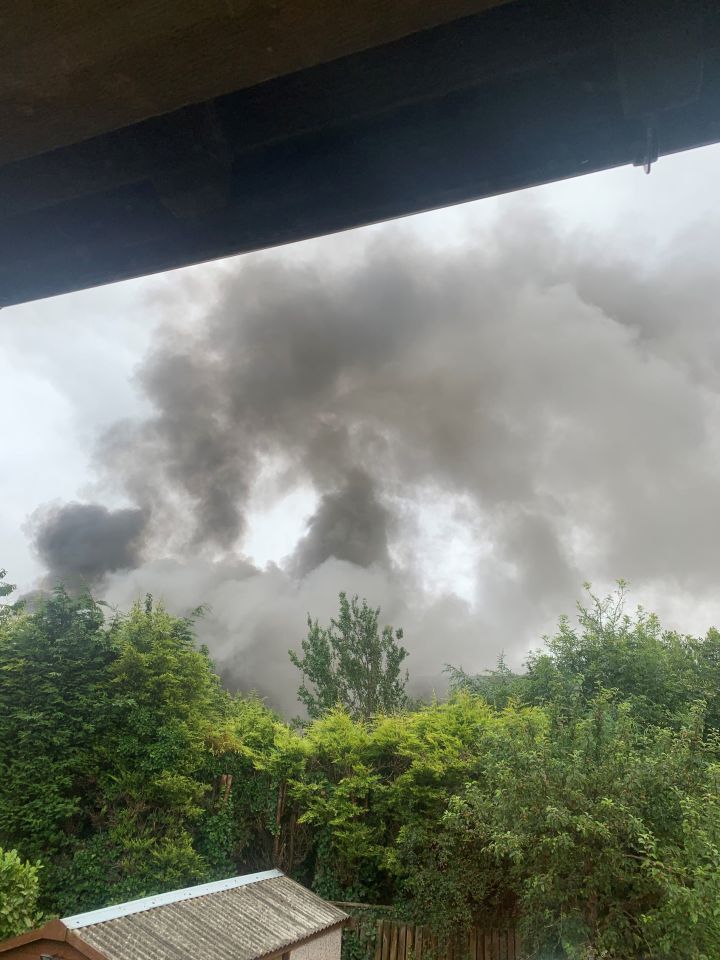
0, 847, 43, 941
2, 574, 720, 958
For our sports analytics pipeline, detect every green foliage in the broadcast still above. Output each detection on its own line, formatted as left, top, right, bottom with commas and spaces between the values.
4, 570, 720, 959
523, 582, 717, 728
398, 699, 720, 958
445, 653, 523, 708
54, 599, 225, 911
0, 585, 231, 915
0, 847, 43, 940
289, 593, 409, 721
340, 906, 397, 960
0, 586, 116, 862
639, 781, 720, 958
0, 569, 17, 619
451, 583, 720, 731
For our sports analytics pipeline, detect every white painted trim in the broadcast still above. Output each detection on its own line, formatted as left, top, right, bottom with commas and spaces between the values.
63, 869, 284, 928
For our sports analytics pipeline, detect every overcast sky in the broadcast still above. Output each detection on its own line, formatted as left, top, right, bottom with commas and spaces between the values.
3, 143, 720, 710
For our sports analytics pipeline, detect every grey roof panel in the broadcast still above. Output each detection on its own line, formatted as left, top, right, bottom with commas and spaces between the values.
74, 874, 347, 960
64, 871, 284, 928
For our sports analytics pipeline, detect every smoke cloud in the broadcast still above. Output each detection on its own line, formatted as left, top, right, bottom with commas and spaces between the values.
29, 206, 720, 711
290, 469, 391, 577
32, 502, 147, 588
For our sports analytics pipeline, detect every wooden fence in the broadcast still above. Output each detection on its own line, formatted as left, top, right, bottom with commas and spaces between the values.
373, 920, 521, 960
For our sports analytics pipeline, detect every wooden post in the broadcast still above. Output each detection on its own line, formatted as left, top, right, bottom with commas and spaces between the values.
375, 921, 383, 960
483, 932, 491, 960
406, 923, 415, 960
390, 923, 399, 960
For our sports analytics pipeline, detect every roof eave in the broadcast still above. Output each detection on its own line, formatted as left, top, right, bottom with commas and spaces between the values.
0, 918, 112, 960
0, 919, 69, 953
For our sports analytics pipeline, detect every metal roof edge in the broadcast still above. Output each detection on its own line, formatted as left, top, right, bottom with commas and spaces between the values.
63, 869, 284, 928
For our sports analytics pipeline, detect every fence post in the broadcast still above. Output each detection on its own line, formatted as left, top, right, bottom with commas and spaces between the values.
389, 923, 399, 960
406, 923, 415, 960
374, 921, 383, 960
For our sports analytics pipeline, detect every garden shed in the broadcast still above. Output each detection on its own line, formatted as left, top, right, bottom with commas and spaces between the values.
0, 870, 347, 960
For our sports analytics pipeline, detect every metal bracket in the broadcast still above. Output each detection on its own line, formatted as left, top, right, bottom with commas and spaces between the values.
612, 0, 704, 171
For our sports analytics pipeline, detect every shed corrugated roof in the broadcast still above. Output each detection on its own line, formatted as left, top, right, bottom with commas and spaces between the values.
64, 872, 347, 960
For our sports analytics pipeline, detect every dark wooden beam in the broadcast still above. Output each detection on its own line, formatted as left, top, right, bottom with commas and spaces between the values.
0, 0, 717, 306
0, 0, 511, 166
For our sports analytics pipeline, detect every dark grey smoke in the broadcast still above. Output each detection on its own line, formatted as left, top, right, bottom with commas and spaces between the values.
290, 469, 391, 576
32, 502, 147, 588
29, 206, 720, 709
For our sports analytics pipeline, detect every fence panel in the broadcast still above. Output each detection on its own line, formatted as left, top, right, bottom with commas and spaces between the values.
372, 921, 521, 960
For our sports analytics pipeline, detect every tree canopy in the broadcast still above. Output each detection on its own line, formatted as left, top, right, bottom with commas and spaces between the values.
2, 574, 720, 958
289, 592, 408, 721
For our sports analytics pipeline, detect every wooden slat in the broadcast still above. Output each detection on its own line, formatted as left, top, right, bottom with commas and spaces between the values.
406, 923, 415, 960
380, 920, 390, 960
415, 925, 423, 960
469, 926, 477, 960
369, 923, 519, 960
390, 922, 399, 960
374, 921, 383, 960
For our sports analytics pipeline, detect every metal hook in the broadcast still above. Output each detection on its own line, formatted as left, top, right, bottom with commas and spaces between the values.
642, 120, 658, 174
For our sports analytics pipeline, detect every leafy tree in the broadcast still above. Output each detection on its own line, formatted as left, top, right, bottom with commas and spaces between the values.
445, 653, 523, 708
639, 781, 720, 957
282, 696, 505, 903
398, 697, 720, 959
450, 583, 720, 731
5, 564, 720, 960
202, 695, 306, 876
0, 569, 17, 621
52, 598, 225, 912
0, 579, 230, 915
0, 847, 43, 939
289, 593, 408, 721
0, 585, 117, 864
524, 582, 720, 729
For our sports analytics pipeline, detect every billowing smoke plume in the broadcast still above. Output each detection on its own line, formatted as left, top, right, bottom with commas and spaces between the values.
291, 470, 391, 577
32, 502, 147, 588
29, 207, 720, 711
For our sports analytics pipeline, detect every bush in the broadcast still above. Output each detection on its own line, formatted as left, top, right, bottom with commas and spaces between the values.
0, 848, 43, 940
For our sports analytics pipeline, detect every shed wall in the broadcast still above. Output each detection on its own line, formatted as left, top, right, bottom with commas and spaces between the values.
0, 939, 87, 960
292, 927, 343, 960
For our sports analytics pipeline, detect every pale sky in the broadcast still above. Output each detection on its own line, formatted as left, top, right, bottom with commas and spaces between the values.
3, 143, 720, 705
